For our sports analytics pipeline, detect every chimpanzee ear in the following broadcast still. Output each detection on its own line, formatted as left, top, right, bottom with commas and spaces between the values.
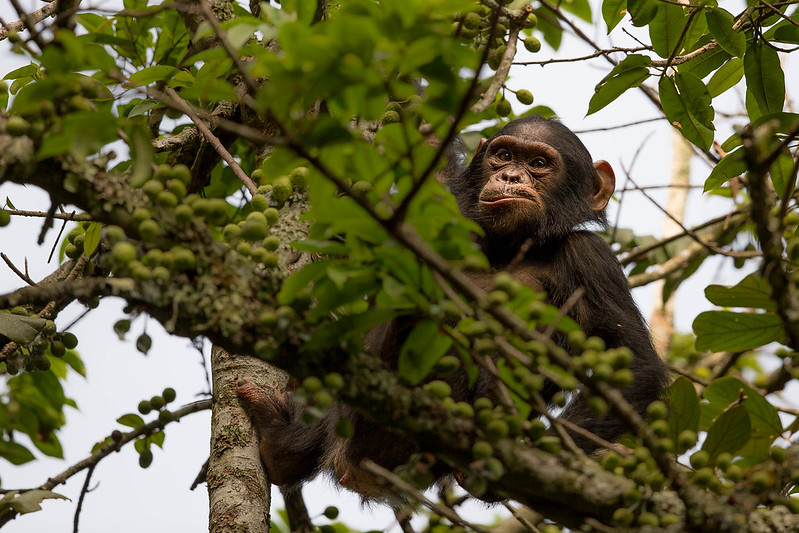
591, 160, 615, 211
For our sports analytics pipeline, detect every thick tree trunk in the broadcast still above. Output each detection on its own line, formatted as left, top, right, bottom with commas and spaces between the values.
207, 194, 311, 532
207, 346, 288, 533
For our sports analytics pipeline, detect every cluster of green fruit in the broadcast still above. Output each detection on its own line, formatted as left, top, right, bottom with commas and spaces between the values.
139, 163, 192, 210
137, 387, 177, 417
136, 387, 178, 469
568, 331, 635, 390
295, 373, 345, 427
456, 4, 540, 61
599, 446, 675, 527
251, 165, 307, 206
3, 310, 78, 375
378, 96, 426, 127
1, 74, 108, 141
221, 202, 281, 267
495, 86, 534, 118
107, 225, 197, 282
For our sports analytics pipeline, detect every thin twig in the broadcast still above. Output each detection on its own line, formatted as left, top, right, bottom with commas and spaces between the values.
1, 253, 37, 286
362, 460, 491, 533
8, 209, 92, 221
0, 1, 57, 40
73, 465, 96, 533
502, 502, 541, 533
620, 210, 746, 266
516, 46, 650, 66
163, 86, 258, 195
622, 168, 752, 259
573, 117, 662, 133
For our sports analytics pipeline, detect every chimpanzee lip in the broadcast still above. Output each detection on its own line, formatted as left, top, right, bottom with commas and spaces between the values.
479, 196, 534, 205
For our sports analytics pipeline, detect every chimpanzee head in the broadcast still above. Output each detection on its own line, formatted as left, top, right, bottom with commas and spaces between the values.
446, 116, 615, 256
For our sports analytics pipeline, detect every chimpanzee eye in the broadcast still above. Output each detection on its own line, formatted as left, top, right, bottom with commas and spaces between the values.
495, 148, 512, 162
530, 156, 547, 168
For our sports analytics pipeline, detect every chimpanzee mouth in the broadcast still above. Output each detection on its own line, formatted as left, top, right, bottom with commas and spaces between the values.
479, 196, 535, 206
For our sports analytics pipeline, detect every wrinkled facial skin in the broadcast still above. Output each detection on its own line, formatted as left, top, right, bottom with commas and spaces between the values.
476, 134, 564, 237
448, 117, 609, 258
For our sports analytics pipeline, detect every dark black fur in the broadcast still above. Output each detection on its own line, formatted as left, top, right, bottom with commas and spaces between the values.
238, 117, 669, 496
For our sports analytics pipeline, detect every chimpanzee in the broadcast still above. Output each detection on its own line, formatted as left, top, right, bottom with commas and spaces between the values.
236, 116, 669, 500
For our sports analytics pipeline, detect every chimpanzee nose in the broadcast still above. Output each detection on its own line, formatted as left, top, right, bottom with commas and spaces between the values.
499, 167, 525, 184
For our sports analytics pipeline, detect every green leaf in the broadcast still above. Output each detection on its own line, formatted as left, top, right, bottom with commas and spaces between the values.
0, 313, 47, 343
666, 377, 700, 448
2, 64, 38, 80
659, 76, 714, 150
278, 260, 335, 305
680, 36, 731, 79
649, 2, 687, 58
704, 273, 775, 311
225, 23, 259, 50
117, 413, 145, 429
704, 148, 745, 191
674, 71, 713, 128
627, 0, 658, 27
128, 122, 154, 188
744, 43, 785, 115
560, 0, 592, 23
83, 222, 102, 257
150, 430, 165, 448
770, 152, 795, 199
702, 404, 750, 460
693, 311, 784, 352
533, 7, 563, 49
398, 321, 452, 384
37, 111, 118, 160
703, 377, 782, 464
705, 8, 746, 57
587, 55, 651, 115
0, 490, 69, 514
128, 65, 179, 86
0, 440, 35, 465
773, 24, 799, 44
602, 0, 627, 33
707, 57, 744, 97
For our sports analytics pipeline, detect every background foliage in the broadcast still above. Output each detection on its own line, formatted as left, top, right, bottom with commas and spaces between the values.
1, 0, 799, 532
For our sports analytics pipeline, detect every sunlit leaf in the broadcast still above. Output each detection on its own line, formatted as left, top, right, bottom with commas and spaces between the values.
693, 311, 783, 352
83, 222, 102, 257
704, 273, 775, 311
117, 413, 145, 429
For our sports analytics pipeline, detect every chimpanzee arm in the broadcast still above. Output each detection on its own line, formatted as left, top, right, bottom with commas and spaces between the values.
236, 380, 330, 487
543, 231, 669, 450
